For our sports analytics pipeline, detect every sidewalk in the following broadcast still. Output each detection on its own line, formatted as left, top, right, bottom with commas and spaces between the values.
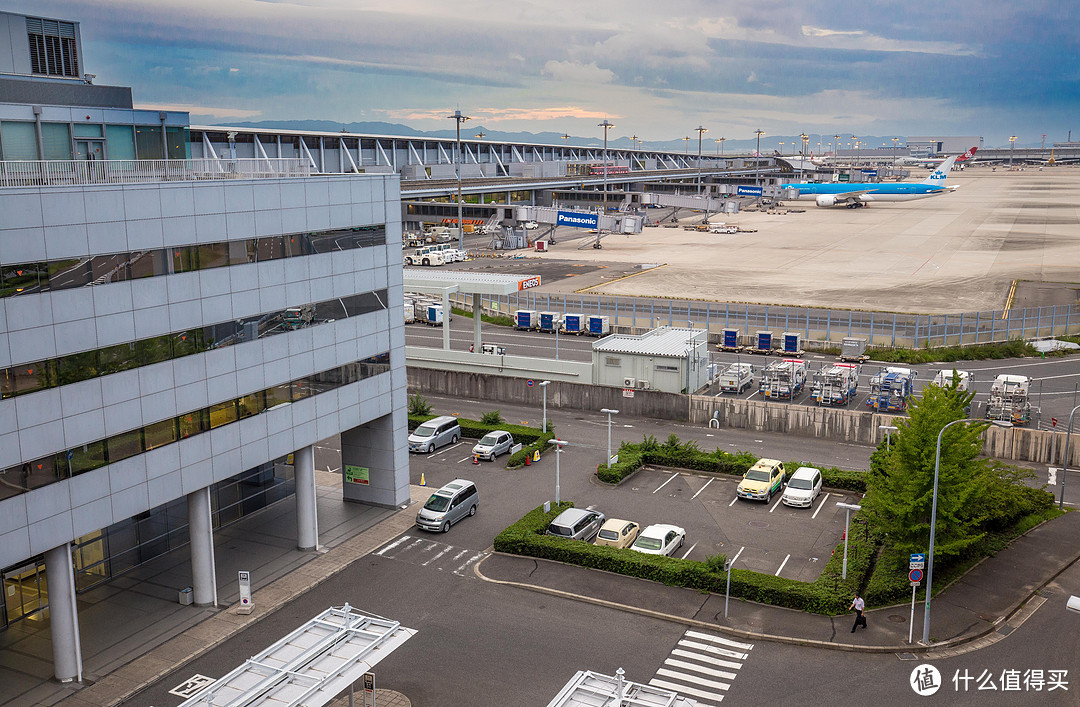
475, 509, 1080, 653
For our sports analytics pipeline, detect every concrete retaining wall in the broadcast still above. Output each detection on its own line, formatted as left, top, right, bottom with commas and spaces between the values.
408, 368, 1080, 467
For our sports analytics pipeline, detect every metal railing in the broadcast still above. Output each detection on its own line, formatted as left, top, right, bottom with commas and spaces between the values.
0, 158, 311, 187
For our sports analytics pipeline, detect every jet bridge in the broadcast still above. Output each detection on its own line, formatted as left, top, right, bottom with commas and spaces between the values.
513, 206, 644, 235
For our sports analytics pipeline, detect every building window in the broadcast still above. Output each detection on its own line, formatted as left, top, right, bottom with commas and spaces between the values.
605, 357, 621, 366
655, 365, 679, 372
26, 17, 79, 78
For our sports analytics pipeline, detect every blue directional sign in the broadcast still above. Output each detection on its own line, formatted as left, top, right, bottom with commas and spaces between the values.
861, 169, 878, 177
910, 553, 926, 562
909, 553, 926, 570
736, 185, 763, 197
556, 210, 599, 229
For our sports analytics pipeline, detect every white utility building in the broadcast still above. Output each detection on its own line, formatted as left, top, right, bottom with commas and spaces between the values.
592, 327, 708, 394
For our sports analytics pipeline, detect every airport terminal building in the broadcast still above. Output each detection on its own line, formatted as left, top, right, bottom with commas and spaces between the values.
0, 10, 409, 682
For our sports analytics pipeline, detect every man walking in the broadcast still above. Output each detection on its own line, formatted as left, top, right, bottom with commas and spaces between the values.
850, 592, 867, 632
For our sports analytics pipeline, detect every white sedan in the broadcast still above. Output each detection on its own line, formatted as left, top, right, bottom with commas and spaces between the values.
630, 524, 685, 556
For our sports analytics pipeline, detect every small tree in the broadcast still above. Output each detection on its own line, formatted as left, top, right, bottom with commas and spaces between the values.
481, 410, 503, 425
408, 394, 432, 416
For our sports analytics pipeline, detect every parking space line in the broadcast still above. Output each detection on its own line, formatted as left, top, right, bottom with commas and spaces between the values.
691, 478, 714, 499
768, 497, 784, 513
812, 493, 830, 519
744, 389, 758, 401
681, 542, 697, 559
775, 554, 790, 576
731, 546, 744, 564
653, 473, 678, 494
456, 456, 470, 463
728, 496, 739, 507
422, 545, 454, 566
374, 536, 411, 557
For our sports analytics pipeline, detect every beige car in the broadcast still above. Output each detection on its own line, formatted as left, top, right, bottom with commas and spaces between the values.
594, 519, 640, 549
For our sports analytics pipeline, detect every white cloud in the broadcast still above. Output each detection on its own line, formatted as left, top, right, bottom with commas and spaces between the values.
541, 60, 615, 85
800, 26, 978, 56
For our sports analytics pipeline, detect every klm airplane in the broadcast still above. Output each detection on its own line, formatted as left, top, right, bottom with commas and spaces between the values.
780, 154, 960, 208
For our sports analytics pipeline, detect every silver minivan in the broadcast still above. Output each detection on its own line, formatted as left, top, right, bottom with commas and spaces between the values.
416, 479, 479, 532
409, 415, 461, 453
545, 508, 606, 542
472, 430, 514, 461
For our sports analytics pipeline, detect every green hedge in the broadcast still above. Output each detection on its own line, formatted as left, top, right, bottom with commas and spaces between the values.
408, 414, 553, 468
597, 436, 868, 493
495, 502, 873, 615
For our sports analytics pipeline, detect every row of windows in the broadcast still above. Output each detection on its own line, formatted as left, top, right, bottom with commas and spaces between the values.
0, 288, 388, 399
0, 122, 189, 162
26, 17, 79, 78
0, 225, 386, 299
0, 353, 390, 502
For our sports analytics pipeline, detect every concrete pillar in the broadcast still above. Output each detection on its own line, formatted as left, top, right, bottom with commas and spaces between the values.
294, 444, 318, 550
43, 544, 82, 683
473, 292, 483, 352
341, 409, 410, 508
187, 487, 217, 607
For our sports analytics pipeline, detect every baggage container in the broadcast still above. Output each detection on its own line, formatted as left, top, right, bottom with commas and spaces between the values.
561, 313, 585, 334
515, 309, 537, 330
538, 311, 562, 333
587, 315, 610, 336
425, 304, 445, 326
840, 337, 869, 363
719, 327, 741, 351
753, 330, 774, 355
782, 332, 803, 357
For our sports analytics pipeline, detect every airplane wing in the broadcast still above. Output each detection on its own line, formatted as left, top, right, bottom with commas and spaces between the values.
829, 190, 870, 204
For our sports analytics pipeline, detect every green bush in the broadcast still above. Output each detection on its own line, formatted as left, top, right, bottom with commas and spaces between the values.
481, 410, 503, 425
866, 339, 1037, 365
506, 433, 556, 468
408, 394, 432, 416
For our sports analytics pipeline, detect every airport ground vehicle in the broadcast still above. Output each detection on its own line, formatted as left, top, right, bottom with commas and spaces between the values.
403, 248, 445, 266
811, 363, 859, 406
718, 363, 754, 393
408, 416, 461, 453
472, 431, 514, 461
840, 337, 870, 363
759, 359, 807, 400
469, 342, 506, 355
282, 304, 314, 330
781, 467, 822, 508
415, 479, 478, 533
594, 519, 640, 549
737, 459, 785, 502
867, 367, 917, 412
630, 524, 685, 556
546, 508, 606, 542
986, 374, 1033, 425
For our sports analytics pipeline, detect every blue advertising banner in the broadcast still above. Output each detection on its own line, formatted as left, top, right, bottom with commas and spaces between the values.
557, 211, 599, 229
736, 185, 763, 196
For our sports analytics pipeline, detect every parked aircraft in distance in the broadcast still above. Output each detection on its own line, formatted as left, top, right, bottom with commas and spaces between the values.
779, 155, 961, 208
896, 146, 978, 168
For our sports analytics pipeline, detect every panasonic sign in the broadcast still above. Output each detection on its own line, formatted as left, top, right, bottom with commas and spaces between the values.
557, 211, 599, 229
736, 185, 763, 197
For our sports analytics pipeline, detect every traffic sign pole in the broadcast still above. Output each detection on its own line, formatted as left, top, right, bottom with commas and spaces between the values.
909, 582, 917, 644
907, 559, 925, 644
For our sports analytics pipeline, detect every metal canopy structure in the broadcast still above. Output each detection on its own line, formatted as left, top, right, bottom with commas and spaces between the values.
546, 669, 697, 707
178, 605, 416, 707
404, 270, 542, 352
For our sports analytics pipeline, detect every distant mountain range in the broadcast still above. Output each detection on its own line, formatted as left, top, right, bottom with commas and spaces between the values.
220, 120, 1016, 152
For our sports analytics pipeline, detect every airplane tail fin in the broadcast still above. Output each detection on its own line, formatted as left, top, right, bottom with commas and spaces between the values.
923, 155, 960, 186
956, 146, 978, 162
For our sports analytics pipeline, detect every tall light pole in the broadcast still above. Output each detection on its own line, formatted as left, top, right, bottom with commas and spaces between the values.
800, 133, 809, 180
892, 137, 899, 167
447, 110, 470, 250
598, 119, 615, 214
561, 133, 571, 146
778, 141, 785, 157
836, 502, 862, 579
922, 418, 1013, 645
682, 135, 691, 154
1059, 403, 1080, 509
539, 380, 550, 433
552, 439, 567, 503
754, 129, 765, 185
833, 134, 840, 162
1009, 135, 1018, 169
695, 125, 707, 194
600, 408, 619, 464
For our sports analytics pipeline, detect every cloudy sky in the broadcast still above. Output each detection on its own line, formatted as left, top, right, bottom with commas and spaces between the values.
15, 0, 1080, 147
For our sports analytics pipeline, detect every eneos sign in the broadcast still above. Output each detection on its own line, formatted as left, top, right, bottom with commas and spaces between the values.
557, 210, 599, 229
518, 276, 541, 291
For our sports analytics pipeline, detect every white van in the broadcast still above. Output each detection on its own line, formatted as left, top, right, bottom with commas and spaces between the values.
408, 416, 461, 453
781, 467, 822, 508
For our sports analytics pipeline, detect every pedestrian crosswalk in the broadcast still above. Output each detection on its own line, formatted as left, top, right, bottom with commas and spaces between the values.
373, 535, 487, 577
648, 629, 754, 705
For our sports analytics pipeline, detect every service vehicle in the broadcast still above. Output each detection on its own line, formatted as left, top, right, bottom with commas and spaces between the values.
282, 304, 314, 330
718, 363, 754, 394
867, 367, 917, 412
811, 363, 860, 406
932, 369, 972, 391
545, 508, 606, 542
986, 374, 1033, 425
594, 519, 640, 549
781, 467, 822, 508
403, 248, 445, 266
840, 337, 870, 363
630, 524, 685, 556
471, 431, 514, 461
469, 342, 506, 355
415, 479, 478, 533
737, 459, 785, 503
759, 359, 807, 400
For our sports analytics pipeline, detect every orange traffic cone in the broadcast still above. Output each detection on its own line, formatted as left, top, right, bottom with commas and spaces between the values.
473, 453, 480, 465
525, 454, 531, 466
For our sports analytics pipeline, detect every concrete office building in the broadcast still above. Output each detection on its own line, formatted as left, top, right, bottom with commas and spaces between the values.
0, 10, 409, 683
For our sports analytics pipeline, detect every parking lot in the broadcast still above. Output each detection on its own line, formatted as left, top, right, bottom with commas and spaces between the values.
403, 435, 857, 584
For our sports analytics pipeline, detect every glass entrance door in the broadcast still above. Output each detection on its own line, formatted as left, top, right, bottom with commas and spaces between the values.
2, 561, 48, 625
75, 139, 105, 161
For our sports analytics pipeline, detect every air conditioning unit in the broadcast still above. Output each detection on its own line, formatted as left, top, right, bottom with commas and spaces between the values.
623, 377, 636, 388
637, 380, 651, 390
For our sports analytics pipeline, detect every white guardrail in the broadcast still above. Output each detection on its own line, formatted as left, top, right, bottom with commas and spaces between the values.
0, 158, 311, 187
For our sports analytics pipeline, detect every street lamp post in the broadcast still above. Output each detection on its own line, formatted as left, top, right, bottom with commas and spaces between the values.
833, 134, 840, 162
836, 502, 863, 579
682, 136, 691, 154
447, 110, 470, 250
1009, 135, 1018, 169
600, 408, 619, 464
922, 418, 1013, 645
598, 119, 615, 215
800, 133, 808, 180
754, 129, 765, 185
696, 125, 707, 194
1059, 404, 1080, 509
561, 133, 571, 146
551, 439, 567, 504
892, 137, 899, 168
539, 380, 550, 433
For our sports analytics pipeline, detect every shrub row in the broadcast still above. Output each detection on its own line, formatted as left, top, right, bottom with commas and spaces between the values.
597, 435, 868, 493
495, 502, 869, 615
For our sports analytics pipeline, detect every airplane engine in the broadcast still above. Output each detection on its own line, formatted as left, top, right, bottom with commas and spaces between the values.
815, 195, 837, 208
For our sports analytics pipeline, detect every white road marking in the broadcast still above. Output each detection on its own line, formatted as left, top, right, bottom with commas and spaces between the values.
681, 542, 697, 559
655, 668, 730, 692
454, 552, 487, 575
744, 389, 758, 400
374, 536, 411, 557
775, 554, 790, 576
422, 545, 454, 566
649, 678, 726, 703
671, 647, 742, 671
664, 658, 737, 682
684, 630, 754, 651
438, 442, 465, 454
653, 473, 678, 494
692, 478, 714, 499
457, 456, 470, 463
812, 493, 830, 519
728, 496, 739, 507
768, 497, 784, 513
679, 638, 748, 661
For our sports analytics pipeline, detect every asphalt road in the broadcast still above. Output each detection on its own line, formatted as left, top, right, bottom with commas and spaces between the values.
404, 316, 1080, 428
